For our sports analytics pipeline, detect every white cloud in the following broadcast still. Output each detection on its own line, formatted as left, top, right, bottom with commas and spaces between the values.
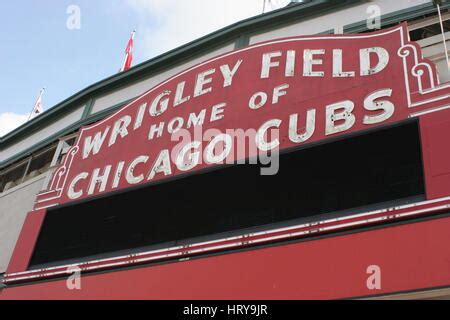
126, 0, 291, 61
265, 0, 292, 11
0, 112, 29, 137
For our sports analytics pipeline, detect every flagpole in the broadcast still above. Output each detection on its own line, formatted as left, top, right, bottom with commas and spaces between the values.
435, 1, 450, 73
27, 87, 45, 121
120, 53, 129, 73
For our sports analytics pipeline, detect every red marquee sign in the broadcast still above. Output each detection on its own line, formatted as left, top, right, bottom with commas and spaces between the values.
36, 23, 450, 209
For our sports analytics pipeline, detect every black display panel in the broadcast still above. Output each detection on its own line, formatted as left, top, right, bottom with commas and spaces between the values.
29, 120, 425, 268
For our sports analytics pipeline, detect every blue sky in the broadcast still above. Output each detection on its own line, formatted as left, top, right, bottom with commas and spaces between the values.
0, 0, 289, 136
1, 1, 150, 117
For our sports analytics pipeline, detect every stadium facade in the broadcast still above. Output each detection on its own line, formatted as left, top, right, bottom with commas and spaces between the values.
1, 0, 450, 299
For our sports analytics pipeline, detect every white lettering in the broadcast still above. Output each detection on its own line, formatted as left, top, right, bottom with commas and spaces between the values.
194, 69, 215, 97
289, 109, 316, 143
149, 90, 171, 116
68, 172, 89, 199
126, 156, 149, 185
272, 84, 289, 104
303, 49, 325, 77
249, 92, 268, 110
109, 115, 131, 147
256, 119, 281, 151
148, 149, 172, 180
83, 127, 110, 159
176, 141, 201, 171
363, 89, 395, 124
204, 134, 233, 164
174, 81, 191, 107
325, 100, 356, 135
261, 51, 282, 78
88, 166, 112, 195
210, 103, 226, 122
333, 49, 355, 77
360, 47, 389, 76
220, 60, 243, 87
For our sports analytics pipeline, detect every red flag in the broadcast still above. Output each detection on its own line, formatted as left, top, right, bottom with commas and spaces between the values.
120, 31, 135, 72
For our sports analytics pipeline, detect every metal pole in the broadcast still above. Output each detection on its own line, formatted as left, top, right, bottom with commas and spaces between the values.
21, 156, 32, 183
437, 3, 450, 73
262, 0, 266, 14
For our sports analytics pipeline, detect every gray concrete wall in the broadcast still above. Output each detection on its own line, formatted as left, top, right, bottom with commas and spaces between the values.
0, 174, 47, 272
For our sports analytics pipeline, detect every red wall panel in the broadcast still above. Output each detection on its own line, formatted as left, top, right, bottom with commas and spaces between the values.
6, 210, 46, 274
420, 108, 450, 199
1, 216, 450, 300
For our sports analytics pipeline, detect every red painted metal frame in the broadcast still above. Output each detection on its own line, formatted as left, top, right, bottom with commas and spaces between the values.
420, 107, 450, 200
3, 195, 450, 284
1, 214, 450, 299
5, 210, 46, 274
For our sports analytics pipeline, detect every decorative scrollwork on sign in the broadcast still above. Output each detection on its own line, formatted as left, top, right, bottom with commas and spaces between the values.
398, 43, 435, 93
412, 63, 436, 92
398, 41, 441, 107
398, 44, 418, 60
48, 146, 79, 195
